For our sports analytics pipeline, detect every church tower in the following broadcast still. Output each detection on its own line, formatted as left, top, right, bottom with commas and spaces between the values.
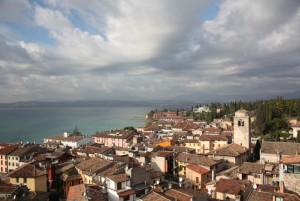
234, 109, 251, 149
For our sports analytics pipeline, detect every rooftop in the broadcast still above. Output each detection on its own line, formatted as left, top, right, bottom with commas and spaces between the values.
206, 143, 248, 157
176, 153, 219, 167
107, 173, 130, 183
261, 141, 300, 155
92, 129, 137, 139
214, 178, 250, 195
8, 164, 47, 178
45, 134, 86, 142
186, 164, 210, 174
238, 162, 265, 174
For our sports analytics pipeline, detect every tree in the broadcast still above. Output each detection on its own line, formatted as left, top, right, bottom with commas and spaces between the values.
253, 140, 261, 161
124, 126, 136, 131
297, 130, 300, 143
71, 125, 83, 136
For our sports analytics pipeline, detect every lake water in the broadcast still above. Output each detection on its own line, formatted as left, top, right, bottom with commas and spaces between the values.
0, 106, 153, 143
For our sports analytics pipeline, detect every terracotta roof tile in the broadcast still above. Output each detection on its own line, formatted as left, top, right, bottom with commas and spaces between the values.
186, 164, 210, 174
67, 184, 108, 201
0, 144, 19, 155
8, 164, 47, 178
176, 153, 219, 167
198, 135, 227, 141
141, 191, 173, 201
206, 143, 248, 157
238, 162, 265, 174
248, 190, 273, 201
9, 144, 41, 157
107, 173, 130, 183
261, 142, 300, 155
164, 189, 191, 201
214, 178, 250, 195
281, 155, 300, 164
75, 157, 113, 173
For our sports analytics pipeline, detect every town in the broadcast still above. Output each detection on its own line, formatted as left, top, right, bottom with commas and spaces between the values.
1, 100, 300, 201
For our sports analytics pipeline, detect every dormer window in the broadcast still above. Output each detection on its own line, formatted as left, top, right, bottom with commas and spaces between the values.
238, 120, 244, 127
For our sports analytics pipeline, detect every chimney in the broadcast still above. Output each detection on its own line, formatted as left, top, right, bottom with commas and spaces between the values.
279, 181, 284, 193
212, 168, 216, 181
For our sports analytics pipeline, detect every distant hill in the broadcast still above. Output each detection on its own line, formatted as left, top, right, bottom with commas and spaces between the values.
0, 100, 197, 109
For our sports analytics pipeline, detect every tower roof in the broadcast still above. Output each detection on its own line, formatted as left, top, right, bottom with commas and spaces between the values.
235, 108, 249, 117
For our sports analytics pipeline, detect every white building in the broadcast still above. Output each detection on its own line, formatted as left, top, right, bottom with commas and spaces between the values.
291, 122, 300, 138
44, 132, 92, 149
106, 173, 135, 201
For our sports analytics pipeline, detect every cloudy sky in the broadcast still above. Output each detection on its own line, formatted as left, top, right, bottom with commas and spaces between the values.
0, 0, 300, 103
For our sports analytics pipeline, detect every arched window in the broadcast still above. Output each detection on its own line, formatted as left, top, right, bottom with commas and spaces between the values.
238, 120, 244, 126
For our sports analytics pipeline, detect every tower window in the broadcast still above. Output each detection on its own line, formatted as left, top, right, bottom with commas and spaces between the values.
238, 120, 244, 126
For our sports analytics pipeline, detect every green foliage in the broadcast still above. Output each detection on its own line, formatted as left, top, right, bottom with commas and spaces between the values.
297, 131, 300, 143
253, 140, 261, 161
71, 126, 83, 136
191, 97, 300, 135
123, 126, 136, 131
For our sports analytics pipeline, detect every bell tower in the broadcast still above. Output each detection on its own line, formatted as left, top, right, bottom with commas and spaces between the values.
234, 109, 251, 149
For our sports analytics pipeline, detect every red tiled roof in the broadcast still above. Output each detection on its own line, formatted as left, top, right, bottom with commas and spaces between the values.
203, 127, 221, 133
164, 189, 191, 201
8, 164, 47, 178
281, 155, 300, 164
75, 157, 113, 173
176, 153, 219, 167
0, 144, 19, 155
92, 129, 137, 139
118, 189, 135, 197
107, 173, 130, 183
141, 191, 172, 201
206, 143, 248, 157
186, 164, 210, 174
214, 178, 249, 195
198, 135, 227, 141
67, 184, 84, 201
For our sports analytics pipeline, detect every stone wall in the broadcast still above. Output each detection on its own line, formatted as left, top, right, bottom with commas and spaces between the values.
284, 173, 300, 195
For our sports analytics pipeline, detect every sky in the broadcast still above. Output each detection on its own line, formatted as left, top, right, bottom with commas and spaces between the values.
0, 0, 300, 103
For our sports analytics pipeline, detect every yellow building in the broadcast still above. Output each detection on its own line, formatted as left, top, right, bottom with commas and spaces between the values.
176, 153, 221, 176
186, 164, 211, 189
8, 164, 48, 192
181, 136, 228, 154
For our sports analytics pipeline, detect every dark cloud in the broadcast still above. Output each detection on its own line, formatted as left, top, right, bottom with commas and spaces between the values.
0, 0, 300, 102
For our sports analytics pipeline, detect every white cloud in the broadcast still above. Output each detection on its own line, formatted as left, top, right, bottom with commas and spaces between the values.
0, 0, 300, 102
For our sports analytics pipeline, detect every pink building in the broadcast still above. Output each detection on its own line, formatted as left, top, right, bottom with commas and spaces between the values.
0, 144, 19, 173
92, 129, 137, 148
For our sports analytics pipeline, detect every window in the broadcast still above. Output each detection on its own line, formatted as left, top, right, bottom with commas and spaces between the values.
70, 181, 74, 186
287, 165, 300, 174
16, 163, 19, 167
16, 177, 19, 183
196, 177, 199, 183
23, 177, 27, 183
255, 174, 260, 179
117, 182, 122, 190
238, 120, 244, 126
275, 197, 284, 201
